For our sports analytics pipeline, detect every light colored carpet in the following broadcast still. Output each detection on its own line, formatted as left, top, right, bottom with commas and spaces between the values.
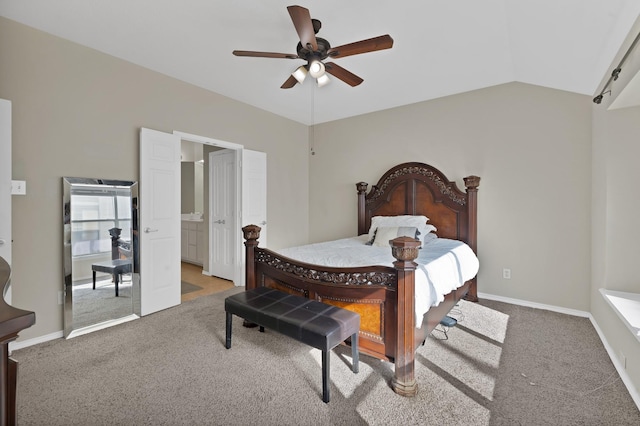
14, 288, 640, 425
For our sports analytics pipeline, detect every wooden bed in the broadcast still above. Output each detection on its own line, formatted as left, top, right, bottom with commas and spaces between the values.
242, 162, 480, 396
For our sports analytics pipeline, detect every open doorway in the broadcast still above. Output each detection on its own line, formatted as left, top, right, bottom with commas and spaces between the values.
179, 138, 235, 300
174, 131, 267, 302
180, 154, 235, 300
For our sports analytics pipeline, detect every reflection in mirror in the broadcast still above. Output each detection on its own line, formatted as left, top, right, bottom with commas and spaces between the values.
63, 177, 140, 339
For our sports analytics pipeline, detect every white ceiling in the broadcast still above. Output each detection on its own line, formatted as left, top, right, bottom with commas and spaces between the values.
1, 0, 639, 125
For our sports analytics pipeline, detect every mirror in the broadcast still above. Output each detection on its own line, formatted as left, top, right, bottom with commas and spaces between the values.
63, 177, 140, 338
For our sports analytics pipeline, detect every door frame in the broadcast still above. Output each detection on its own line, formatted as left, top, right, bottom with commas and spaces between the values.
1, 99, 11, 303
173, 131, 244, 286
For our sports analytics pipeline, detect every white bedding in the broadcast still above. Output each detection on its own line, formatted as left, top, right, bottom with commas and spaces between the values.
276, 235, 479, 325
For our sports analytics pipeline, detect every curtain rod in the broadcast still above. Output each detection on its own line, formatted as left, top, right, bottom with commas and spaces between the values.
593, 30, 640, 104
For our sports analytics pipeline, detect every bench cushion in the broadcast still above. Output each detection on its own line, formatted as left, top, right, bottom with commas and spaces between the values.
225, 287, 360, 351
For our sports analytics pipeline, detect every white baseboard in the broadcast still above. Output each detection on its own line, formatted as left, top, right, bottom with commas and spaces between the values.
9, 314, 140, 351
588, 315, 640, 410
9, 330, 63, 352
478, 291, 640, 410
478, 292, 590, 317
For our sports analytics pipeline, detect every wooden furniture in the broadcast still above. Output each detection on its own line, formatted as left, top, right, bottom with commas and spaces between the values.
225, 286, 360, 403
242, 161, 479, 396
91, 259, 132, 297
108, 227, 122, 260
0, 256, 36, 425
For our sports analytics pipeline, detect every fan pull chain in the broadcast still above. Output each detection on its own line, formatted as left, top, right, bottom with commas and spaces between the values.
310, 85, 316, 156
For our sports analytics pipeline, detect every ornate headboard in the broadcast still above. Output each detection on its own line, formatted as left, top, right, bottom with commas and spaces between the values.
356, 162, 480, 253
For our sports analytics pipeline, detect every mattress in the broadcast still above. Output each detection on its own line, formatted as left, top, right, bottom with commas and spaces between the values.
276, 235, 479, 324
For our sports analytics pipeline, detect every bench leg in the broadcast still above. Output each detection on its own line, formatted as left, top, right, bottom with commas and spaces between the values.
242, 319, 259, 328
351, 332, 359, 374
92, 271, 96, 290
115, 273, 120, 297
225, 312, 232, 349
322, 349, 330, 403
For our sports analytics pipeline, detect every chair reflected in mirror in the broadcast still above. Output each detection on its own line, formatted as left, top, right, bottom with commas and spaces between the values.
90, 227, 133, 297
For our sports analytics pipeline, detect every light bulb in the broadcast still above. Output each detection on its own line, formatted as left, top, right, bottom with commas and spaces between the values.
308, 60, 325, 78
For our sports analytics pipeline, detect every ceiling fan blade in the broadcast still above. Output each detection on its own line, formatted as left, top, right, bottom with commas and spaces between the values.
233, 50, 298, 59
325, 62, 364, 87
327, 34, 394, 59
280, 75, 299, 89
287, 5, 318, 51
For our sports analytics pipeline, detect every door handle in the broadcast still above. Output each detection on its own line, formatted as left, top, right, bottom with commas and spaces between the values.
214, 220, 226, 224
144, 227, 159, 233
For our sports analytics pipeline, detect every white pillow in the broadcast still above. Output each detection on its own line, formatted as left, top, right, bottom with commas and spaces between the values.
371, 226, 420, 247
422, 231, 438, 245
419, 224, 438, 244
367, 215, 435, 245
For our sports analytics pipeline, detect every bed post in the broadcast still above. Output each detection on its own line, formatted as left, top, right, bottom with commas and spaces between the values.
356, 182, 368, 236
390, 236, 421, 397
242, 225, 261, 291
463, 176, 480, 302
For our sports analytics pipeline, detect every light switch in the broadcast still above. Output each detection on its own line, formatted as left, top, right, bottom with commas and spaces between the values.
11, 180, 26, 195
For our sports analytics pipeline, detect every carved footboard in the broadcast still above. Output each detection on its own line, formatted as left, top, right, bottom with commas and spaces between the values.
243, 225, 423, 395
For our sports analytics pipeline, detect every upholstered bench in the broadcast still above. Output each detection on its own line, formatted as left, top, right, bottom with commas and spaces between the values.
225, 286, 360, 403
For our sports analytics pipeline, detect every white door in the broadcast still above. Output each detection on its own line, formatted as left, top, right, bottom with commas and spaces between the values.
140, 128, 181, 315
236, 149, 267, 287
242, 150, 267, 245
0, 100, 11, 303
209, 150, 236, 281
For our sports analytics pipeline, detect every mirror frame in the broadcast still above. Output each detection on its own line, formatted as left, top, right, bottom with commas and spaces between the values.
62, 177, 140, 338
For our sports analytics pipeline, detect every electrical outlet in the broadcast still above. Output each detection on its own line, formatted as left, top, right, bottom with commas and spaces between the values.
503, 268, 511, 279
11, 180, 26, 195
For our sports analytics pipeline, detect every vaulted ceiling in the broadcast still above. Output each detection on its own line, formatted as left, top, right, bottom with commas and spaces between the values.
2, 1, 639, 124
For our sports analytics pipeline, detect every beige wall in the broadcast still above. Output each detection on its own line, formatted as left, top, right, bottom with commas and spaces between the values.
0, 17, 309, 340
591, 16, 640, 398
310, 82, 593, 311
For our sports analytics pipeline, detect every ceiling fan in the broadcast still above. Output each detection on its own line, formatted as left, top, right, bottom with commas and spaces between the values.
232, 5, 393, 89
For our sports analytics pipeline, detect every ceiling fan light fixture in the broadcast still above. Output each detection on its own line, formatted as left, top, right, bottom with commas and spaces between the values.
308, 59, 325, 78
292, 65, 308, 84
316, 74, 330, 87
233, 6, 394, 89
